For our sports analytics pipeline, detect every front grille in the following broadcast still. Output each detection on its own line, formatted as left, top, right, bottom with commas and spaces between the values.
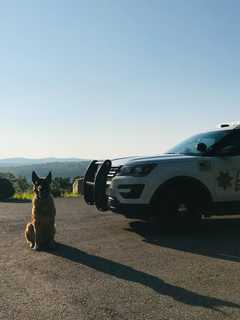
107, 166, 121, 181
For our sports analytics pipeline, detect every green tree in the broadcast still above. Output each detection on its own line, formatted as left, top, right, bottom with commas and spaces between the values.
16, 176, 30, 193
0, 178, 15, 200
0, 173, 31, 194
51, 177, 72, 197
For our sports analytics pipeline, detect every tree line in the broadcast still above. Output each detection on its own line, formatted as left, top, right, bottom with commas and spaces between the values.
0, 173, 73, 199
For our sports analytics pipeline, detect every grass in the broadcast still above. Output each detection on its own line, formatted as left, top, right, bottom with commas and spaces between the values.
13, 192, 80, 200
63, 192, 80, 198
13, 192, 33, 200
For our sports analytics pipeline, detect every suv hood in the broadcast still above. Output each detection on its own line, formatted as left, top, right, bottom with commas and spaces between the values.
111, 154, 196, 167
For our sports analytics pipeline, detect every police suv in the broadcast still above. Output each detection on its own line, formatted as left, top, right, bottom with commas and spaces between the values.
83, 122, 240, 221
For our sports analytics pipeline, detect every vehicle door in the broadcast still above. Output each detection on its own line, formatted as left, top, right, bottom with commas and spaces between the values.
213, 130, 240, 203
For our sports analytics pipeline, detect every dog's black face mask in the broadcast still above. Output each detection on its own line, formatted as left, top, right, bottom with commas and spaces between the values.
32, 171, 52, 199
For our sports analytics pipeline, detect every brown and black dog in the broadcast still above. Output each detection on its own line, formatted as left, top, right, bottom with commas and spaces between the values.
25, 171, 56, 250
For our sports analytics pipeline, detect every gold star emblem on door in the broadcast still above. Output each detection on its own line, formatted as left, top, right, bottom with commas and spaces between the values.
217, 171, 234, 190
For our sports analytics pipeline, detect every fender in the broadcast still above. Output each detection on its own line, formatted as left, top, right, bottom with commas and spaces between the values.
151, 176, 213, 206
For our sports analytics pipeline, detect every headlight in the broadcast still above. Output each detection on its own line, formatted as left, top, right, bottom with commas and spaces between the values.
118, 164, 157, 177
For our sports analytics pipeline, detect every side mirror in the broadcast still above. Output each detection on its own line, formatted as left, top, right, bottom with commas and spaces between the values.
197, 142, 207, 153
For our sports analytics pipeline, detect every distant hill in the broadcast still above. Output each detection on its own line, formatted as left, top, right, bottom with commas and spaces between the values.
0, 157, 86, 167
0, 160, 91, 182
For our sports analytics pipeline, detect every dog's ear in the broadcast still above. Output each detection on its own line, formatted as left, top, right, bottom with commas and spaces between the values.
46, 171, 52, 184
32, 171, 39, 184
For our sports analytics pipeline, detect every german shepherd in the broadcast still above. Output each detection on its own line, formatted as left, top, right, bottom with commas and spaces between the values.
25, 171, 56, 250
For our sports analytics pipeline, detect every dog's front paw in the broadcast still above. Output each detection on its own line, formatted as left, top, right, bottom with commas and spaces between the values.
32, 244, 40, 251
29, 242, 35, 249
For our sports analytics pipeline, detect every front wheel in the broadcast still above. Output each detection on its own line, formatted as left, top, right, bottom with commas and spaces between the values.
152, 187, 205, 224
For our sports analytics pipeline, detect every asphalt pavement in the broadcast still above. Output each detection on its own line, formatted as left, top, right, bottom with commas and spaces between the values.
0, 198, 240, 320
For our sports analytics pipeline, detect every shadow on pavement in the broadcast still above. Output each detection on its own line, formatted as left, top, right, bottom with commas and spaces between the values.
50, 242, 240, 312
3, 198, 32, 203
128, 217, 240, 263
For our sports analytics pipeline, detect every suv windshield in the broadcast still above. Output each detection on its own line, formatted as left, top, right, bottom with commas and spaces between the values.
166, 130, 229, 156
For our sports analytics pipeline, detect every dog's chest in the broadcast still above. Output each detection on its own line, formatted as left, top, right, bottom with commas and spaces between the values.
32, 196, 55, 220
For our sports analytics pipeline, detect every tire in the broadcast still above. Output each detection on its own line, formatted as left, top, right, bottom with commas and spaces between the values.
152, 185, 205, 224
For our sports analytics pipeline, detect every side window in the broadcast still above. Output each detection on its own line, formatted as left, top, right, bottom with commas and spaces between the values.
219, 131, 240, 156
198, 137, 217, 149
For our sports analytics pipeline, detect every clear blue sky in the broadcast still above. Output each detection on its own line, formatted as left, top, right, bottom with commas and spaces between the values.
1, 0, 240, 159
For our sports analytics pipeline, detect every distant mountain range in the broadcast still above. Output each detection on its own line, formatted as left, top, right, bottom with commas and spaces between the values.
0, 157, 87, 167
0, 158, 91, 181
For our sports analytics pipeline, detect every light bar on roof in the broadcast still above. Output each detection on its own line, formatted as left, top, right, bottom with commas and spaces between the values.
217, 121, 240, 129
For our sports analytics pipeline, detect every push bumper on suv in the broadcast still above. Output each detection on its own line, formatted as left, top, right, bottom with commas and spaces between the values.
83, 160, 112, 211
82, 160, 149, 215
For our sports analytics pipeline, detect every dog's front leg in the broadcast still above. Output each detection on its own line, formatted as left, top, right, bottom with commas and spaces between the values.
32, 223, 40, 251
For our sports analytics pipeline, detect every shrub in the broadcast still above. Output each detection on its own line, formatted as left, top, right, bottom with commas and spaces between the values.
0, 173, 31, 193
51, 177, 72, 197
51, 189, 62, 198
15, 176, 30, 193
0, 178, 15, 200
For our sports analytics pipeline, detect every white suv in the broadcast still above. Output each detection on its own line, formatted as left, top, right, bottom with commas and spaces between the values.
83, 122, 240, 220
